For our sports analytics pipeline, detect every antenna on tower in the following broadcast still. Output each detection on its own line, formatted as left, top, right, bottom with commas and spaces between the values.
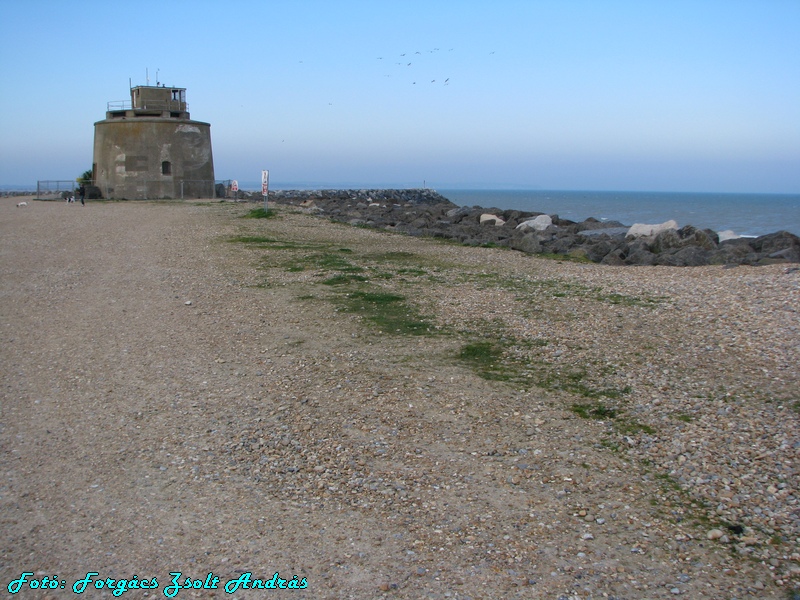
156, 68, 160, 86
146, 68, 149, 86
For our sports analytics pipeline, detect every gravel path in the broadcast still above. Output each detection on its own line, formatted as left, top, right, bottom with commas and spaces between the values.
1, 197, 798, 599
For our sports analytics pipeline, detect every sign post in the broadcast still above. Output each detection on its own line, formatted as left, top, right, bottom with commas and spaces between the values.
231, 180, 239, 201
268, 171, 269, 212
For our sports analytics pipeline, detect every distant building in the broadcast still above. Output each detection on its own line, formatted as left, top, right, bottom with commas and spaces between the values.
93, 84, 215, 199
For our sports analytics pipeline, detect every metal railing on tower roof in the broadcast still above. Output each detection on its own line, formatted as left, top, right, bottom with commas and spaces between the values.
107, 100, 190, 112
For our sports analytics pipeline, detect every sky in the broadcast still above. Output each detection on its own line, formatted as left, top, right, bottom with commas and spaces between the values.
1, 0, 798, 192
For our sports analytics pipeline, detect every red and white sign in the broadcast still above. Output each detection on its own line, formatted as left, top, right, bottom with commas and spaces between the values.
261, 170, 269, 195
231, 180, 239, 192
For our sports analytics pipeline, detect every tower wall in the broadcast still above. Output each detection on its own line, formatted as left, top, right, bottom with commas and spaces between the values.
92, 86, 215, 199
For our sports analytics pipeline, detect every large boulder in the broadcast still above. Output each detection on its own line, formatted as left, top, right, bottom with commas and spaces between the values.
516, 214, 552, 231
480, 214, 505, 226
709, 238, 754, 264
600, 249, 627, 265
624, 247, 657, 266
581, 238, 619, 263
655, 246, 711, 267
649, 229, 683, 254
677, 225, 718, 250
509, 232, 542, 254
544, 233, 580, 255
578, 218, 627, 231
751, 231, 800, 262
627, 219, 679, 238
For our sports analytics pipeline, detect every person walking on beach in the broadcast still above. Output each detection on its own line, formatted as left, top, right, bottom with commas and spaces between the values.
78, 184, 85, 206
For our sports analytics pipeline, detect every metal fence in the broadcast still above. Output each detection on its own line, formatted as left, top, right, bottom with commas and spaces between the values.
36, 180, 77, 200
37, 179, 233, 200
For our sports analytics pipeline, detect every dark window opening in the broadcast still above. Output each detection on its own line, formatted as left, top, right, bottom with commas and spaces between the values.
162, 161, 172, 175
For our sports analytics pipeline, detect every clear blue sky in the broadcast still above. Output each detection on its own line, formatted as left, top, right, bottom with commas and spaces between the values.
1, 0, 798, 192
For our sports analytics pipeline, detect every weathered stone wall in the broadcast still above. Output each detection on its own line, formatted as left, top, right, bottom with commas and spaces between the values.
93, 118, 214, 200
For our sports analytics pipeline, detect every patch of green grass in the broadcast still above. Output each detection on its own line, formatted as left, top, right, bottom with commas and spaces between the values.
458, 342, 503, 365
570, 402, 654, 436
229, 235, 318, 251
322, 274, 369, 285
457, 341, 510, 381
600, 438, 620, 452
242, 207, 278, 219
301, 252, 364, 273
676, 414, 694, 423
539, 368, 630, 399
349, 291, 405, 304
592, 291, 668, 307
655, 472, 683, 493
229, 235, 280, 244
364, 251, 417, 262
338, 290, 436, 335
361, 251, 450, 277
395, 268, 427, 276
617, 420, 656, 435
570, 402, 619, 420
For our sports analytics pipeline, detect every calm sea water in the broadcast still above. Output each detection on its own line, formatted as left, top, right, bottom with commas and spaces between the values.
439, 190, 800, 238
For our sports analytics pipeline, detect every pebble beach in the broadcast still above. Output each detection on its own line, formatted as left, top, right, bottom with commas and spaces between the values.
1, 196, 798, 598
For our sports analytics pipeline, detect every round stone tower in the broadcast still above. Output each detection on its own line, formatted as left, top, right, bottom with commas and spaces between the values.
93, 84, 215, 199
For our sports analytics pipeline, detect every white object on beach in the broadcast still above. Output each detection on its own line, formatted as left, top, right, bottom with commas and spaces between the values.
480, 213, 505, 226
516, 214, 552, 231
626, 219, 679, 238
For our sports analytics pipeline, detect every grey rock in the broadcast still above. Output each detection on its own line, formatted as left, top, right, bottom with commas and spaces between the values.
627, 219, 679, 238
577, 227, 629, 238
509, 233, 542, 254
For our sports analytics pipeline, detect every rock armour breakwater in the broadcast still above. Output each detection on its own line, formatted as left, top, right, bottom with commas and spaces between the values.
260, 189, 800, 267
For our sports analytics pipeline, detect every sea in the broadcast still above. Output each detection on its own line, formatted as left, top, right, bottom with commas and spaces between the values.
438, 190, 800, 238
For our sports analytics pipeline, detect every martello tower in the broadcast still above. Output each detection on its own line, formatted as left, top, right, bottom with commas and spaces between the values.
93, 84, 215, 199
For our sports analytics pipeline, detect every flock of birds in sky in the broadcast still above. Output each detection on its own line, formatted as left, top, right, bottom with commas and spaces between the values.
375, 47, 457, 85
299, 47, 497, 102
291, 46, 497, 112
